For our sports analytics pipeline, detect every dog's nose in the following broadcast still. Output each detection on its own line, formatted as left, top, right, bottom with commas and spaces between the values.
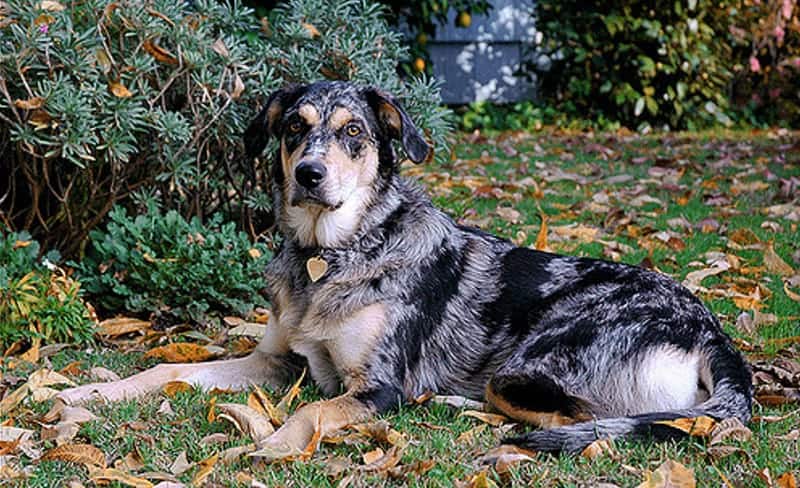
295, 161, 327, 189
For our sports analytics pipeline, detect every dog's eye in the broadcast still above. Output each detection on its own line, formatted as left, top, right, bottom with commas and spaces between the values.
288, 121, 303, 134
345, 124, 362, 137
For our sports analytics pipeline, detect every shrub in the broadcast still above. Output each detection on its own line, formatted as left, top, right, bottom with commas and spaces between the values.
75, 204, 272, 324
0, 230, 95, 349
723, 0, 800, 126
531, 0, 735, 130
0, 0, 452, 258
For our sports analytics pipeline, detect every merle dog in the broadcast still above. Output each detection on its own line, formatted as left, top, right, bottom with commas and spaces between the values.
58, 81, 752, 456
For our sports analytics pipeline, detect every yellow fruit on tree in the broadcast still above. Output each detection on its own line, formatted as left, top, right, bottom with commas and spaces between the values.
416, 32, 428, 46
456, 11, 471, 28
412, 57, 426, 73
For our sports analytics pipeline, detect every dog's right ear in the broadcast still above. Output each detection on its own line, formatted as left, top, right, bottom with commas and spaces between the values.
244, 85, 306, 158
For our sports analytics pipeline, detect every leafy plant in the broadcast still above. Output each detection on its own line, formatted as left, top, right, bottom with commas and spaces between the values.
0, 0, 452, 258
75, 204, 272, 324
530, 0, 736, 130
0, 231, 94, 349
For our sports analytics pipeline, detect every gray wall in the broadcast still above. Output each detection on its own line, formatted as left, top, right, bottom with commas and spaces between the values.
427, 0, 537, 104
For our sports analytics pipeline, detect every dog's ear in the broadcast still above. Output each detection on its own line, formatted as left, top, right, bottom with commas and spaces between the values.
244, 85, 306, 158
364, 88, 432, 164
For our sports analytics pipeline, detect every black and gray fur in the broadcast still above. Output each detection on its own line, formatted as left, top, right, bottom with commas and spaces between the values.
244, 81, 753, 454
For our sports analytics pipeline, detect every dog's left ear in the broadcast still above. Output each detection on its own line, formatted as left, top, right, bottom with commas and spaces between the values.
244, 85, 306, 158
364, 89, 433, 164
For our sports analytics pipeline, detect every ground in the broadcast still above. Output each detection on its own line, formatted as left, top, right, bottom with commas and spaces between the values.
2, 128, 800, 487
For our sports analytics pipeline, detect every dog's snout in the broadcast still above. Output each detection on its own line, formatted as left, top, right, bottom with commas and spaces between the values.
295, 161, 327, 189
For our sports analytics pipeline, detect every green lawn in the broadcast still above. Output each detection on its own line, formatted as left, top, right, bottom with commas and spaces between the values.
3, 128, 800, 487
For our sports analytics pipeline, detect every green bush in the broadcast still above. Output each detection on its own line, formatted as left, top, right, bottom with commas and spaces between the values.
75, 204, 272, 324
0, 0, 452, 258
0, 231, 94, 349
531, 0, 735, 130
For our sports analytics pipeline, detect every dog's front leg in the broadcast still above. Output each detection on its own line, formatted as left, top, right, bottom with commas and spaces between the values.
58, 320, 294, 406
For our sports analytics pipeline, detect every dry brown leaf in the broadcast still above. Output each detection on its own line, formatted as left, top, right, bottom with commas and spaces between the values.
0, 383, 28, 417
362, 447, 384, 465
28, 368, 75, 389
477, 445, 537, 474
459, 410, 509, 427
143, 39, 178, 65
90, 467, 153, 487
162, 381, 192, 397
169, 451, 192, 476
707, 444, 747, 460
41, 421, 79, 445
729, 228, 761, 246
784, 281, 800, 302
352, 421, 408, 448
228, 323, 266, 338
144, 343, 214, 363
581, 438, 616, 460
301, 22, 320, 37
430, 395, 486, 410
116, 449, 145, 471
211, 38, 228, 57
360, 445, 403, 473
109, 81, 133, 98
496, 207, 521, 224
777, 472, 798, 488
682, 262, 730, 292
637, 460, 695, 488
709, 417, 752, 445
459, 469, 498, 488
388, 459, 436, 479
231, 74, 245, 100
217, 403, 274, 443
275, 369, 305, 418
456, 424, 487, 444
248, 384, 283, 426
42, 443, 106, 468
39, 0, 65, 11
190, 453, 217, 486
656, 416, 716, 437
776, 429, 800, 441
97, 317, 151, 337
534, 212, 548, 251
219, 443, 255, 464
20, 338, 40, 363
765, 243, 795, 276
199, 433, 228, 446
13, 97, 45, 110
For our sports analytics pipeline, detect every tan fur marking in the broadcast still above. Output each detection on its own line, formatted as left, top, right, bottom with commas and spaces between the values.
329, 107, 353, 130
485, 383, 582, 429
298, 104, 320, 126
325, 303, 387, 389
378, 101, 401, 132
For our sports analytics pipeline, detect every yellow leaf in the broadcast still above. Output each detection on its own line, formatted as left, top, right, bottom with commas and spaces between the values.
655, 416, 716, 437
90, 468, 153, 488
534, 211, 548, 251
765, 242, 795, 276
275, 369, 306, 418
301, 22, 320, 37
42, 443, 107, 468
191, 453, 218, 486
97, 317, 151, 337
13, 97, 44, 110
637, 460, 696, 488
143, 343, 214, 363
458, 410, 509, 427
249, 384, 283, 426
248, 247, 261, 259
777, 472, 798, 488
109, 81, 133, 98
581, 438, 616, 459
143, 39, 178, 65
163, 381, 193, 397
216, 403, 274, 443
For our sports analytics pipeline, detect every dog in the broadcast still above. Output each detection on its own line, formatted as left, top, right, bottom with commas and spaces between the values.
58, 81, 753, 456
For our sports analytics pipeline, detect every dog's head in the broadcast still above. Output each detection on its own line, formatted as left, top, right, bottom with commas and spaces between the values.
244, 81, 431, 211
243, 81, 431, 247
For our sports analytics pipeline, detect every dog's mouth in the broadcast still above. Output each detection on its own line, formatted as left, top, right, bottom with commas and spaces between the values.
289, 188, 342, 211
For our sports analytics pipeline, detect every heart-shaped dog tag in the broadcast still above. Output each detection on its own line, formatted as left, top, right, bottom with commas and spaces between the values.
306, 256, 328, 283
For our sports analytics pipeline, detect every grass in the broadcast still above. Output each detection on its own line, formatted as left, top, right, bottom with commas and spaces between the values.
3, 128, 800, 487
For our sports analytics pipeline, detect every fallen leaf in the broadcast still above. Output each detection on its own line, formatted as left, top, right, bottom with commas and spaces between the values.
219, 443, 255, 464
777, 472, 798, 488
456, 424, 487, 444
496, 207, 521, 224
709, 417, 752, 445
157, 400, 174, 416
581, 438, 616, 459
534, 212, 548, 251
477, 444, 537, 474
39, 0, 65, 11
116, 449, 145, 471
362, 447, 384, 465
388, 459, 436, 479
169, 451, 193, 476
199, 433, 228, 446
682, 261, 730, 292
656, 416, 716, 437
458, 469, 498, 488
729, 228, 761, 246
90, 467, 153, 488
144, 343, 215, 363
765, 243, 795, 276
217, 403, 274, 443
275, 370, 305, 419
776, 429, 800, 441
248, 385, 283, 426
228, 323, 267, 338
351, 421, 408, 448
96, 317, 151, 337
162, 381, 192, 397
784, 281, 800, 302
301, 22, 320, 37
211, 38, 228, 57
360, 445, 403, 473
190, 453, 217, 486
459, 410, 509, 427
430, 395, 486, 410
42, 443, 106, 468
637, 459, 695, 488
707, 444, 747, 460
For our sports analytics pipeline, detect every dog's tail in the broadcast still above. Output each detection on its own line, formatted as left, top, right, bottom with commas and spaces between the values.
503, 338, 753, 454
